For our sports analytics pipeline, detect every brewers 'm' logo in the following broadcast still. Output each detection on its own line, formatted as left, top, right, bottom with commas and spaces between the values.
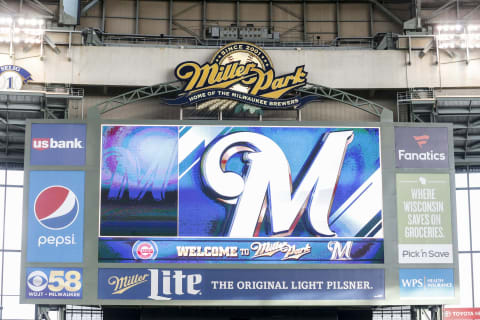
167, 42, 315, 111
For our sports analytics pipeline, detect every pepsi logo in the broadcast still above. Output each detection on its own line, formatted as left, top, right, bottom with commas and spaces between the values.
27, 270, 48, 292
132, 241, 158, 260
34, 186, 79, 230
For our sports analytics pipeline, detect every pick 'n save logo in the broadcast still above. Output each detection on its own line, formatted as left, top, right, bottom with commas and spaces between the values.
165, 42, 318, 111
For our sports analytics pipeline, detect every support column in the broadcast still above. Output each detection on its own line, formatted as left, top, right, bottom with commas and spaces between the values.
336, 0, 340, 38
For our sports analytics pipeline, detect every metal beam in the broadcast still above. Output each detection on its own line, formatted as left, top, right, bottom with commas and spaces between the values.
368, 0, 403, 26
369, 3, 374, 36
425, 0, 456, 22
135, 0, 139, 34
297, 83, 393, 121
89, 81, 393, 122
81, 0, 100, 15
336, 0, 340, 37
202, 0, 206, 39
269, 0, 273, 29
169, 0, 173, 34
172, 21, 203, 43
101, 0, 105, 32
173, 2, 200, 18
463, 3, 480, 20
303, 0, 307, 41
90, 81, 183, 117
0, 0, 15, 14
44, 34, 60, 54
279, 22, 302, 36
272, 3, 302, 20
25, 0, 54, 16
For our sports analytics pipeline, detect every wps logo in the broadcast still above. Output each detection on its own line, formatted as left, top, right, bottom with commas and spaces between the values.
401, 278, 424, 288
34, 186, 79, 230
32, 138, 83, 151
132, 241, 158, 260
413, 135, 429, 148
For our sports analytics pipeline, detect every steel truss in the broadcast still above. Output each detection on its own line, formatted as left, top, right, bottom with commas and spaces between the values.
90, 81, 393, 122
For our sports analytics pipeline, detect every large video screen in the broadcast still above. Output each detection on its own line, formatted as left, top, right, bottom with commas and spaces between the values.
21, 120, 458, 306
99, 125, 383, 264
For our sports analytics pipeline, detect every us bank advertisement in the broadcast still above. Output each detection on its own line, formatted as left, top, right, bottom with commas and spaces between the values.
396, 173, 453, 264
99, 125, 383, 264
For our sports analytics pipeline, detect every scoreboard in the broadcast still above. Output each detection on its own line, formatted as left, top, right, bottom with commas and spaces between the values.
21, 119, 459, 306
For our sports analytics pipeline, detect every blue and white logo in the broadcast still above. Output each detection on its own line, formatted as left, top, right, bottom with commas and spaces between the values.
0, 65, 32, 90
30, 123, 86, 166
26, 268, 83, 299
399, 269, 454, 298
27, 270, 48, 292
27, 171, 84, 263
34, 186, 79, 230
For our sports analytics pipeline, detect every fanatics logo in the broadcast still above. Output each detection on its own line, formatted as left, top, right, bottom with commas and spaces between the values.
413, 135, 429, 148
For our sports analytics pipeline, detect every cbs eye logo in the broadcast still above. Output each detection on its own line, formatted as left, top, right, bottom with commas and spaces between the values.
27, 270, 82, 292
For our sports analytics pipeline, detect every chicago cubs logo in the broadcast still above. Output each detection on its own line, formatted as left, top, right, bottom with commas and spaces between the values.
27, 270, 48, 292
132, 240, 158, 260
34, 186, 79, 230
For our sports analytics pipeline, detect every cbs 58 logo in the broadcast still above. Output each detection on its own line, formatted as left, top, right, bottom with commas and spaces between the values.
27, 269, 82, 292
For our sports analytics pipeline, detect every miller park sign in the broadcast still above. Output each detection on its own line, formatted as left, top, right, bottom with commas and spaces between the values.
165, 42, 318, 110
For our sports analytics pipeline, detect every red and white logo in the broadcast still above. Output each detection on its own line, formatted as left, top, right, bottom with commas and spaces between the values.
413, 135, 430, 148
32, 138, 84, 151
34, 186, 79, 230
132, 241, 158, 260
32, 138, 50, 151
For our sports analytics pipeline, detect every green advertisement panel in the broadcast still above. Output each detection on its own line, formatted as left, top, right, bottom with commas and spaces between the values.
397, 173, 453, 264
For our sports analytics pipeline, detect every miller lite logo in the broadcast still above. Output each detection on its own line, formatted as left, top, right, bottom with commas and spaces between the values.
34, 186, 79, 230
132, 241, 158, 260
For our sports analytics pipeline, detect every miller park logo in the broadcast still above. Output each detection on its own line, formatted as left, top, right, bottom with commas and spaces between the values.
166, 42, 317, 110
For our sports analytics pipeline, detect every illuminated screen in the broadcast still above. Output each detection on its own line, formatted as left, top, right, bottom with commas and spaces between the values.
99, 125, 383, 264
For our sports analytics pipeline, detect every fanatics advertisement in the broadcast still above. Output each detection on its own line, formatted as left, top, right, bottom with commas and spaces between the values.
399, 269, 454, 299
26, 171, 85, 263
99, 125, 383, 264
98, 268, 385, 301
396, 173, 453, 264
26, 268, 83, 299
395, 127, 449, 169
